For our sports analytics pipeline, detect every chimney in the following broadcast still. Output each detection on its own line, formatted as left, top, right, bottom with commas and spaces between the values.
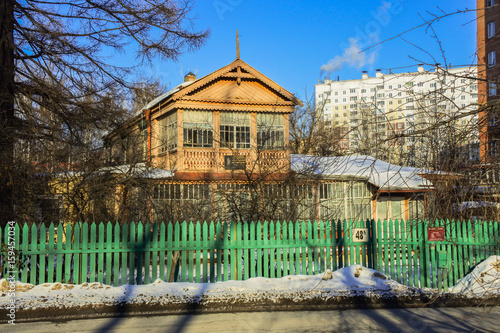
375, 69, 383, 77
417, 64, 425, 73
184, 71, 196, 82
362, 71, 369, 79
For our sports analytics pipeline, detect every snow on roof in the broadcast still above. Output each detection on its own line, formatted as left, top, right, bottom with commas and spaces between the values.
136, 80, 196, 116
291, 154, 432, 191
97, 163, 174, 179
454, 201, 500, 210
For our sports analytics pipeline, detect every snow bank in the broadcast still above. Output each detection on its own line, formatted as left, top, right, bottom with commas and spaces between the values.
0, 266, 417, 311
450, 256, 500, 296
3, 261, 499, 312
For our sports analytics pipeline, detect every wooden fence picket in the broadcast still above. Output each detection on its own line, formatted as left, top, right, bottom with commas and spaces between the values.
1, 219, 499, 292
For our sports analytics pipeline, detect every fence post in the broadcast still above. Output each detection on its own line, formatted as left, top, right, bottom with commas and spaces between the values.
370, 219, 377, 271
419, 220, 429, 288
336, 220, 342, 269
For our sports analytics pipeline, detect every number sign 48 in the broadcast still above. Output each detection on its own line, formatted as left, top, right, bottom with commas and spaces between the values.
352, 228, 369, 243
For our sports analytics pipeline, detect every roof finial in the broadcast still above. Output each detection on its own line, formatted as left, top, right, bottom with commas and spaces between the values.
236, 29, 240, 59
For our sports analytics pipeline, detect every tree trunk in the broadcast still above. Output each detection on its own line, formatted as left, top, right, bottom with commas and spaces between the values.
0, 0, 15, 224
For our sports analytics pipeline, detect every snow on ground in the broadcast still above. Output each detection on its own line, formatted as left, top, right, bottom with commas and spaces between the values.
449, 256, 500, 297
1, 260, 498, 311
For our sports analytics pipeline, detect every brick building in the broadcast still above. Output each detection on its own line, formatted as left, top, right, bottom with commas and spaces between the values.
478, 0, 500, 160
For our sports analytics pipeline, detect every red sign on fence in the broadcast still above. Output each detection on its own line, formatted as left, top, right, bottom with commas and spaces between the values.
427, 227, 445, 241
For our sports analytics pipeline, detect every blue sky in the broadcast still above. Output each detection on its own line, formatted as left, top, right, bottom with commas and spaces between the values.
132, 0, 477, 101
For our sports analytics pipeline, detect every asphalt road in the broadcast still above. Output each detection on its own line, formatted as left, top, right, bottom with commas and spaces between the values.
5, 307, 499, 332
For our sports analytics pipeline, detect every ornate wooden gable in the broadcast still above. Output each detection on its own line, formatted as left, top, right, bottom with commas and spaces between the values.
169, 59, 302, 113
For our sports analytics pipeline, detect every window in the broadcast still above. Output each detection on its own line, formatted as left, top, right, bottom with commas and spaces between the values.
487, 0, 495, 8
488, 21, 496, 38
183, 110, 213, 148
461, 95, 466, 100
361, 89, 366, 93
430, 83, 436, 88
488, 51, 496, 67
154, 184, 181, 200
220, 112, 250, 149
489, 82, 497, 96
350, 88, 356, 93
160, 112, 177, 153
257, 113, 285, 150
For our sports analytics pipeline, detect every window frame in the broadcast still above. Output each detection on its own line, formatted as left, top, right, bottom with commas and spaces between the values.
488, 21, 496, 38
488, 50, 497, 68
183, 110, 214, 148
160, 112, 178, 153
489, 82, 497, 96
257, 113, 285, 150
219, 112, 251, 149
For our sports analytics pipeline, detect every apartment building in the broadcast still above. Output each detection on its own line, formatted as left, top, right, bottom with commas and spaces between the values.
315, 65, 478, 166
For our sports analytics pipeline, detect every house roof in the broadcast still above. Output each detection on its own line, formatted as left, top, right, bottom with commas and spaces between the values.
141, 58, 302, 113
108, 155, 434, 191
140, 80, 195, 115
290, 154, 432, 191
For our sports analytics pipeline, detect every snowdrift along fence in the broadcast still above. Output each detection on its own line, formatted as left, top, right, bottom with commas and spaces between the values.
1, 219, 499, 291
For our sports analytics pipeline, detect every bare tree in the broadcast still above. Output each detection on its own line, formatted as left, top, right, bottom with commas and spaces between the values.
0, 0, 209, 223
289, 92, 346, 156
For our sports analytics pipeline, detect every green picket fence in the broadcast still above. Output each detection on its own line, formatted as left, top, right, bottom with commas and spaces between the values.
1, 219, 499, 291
